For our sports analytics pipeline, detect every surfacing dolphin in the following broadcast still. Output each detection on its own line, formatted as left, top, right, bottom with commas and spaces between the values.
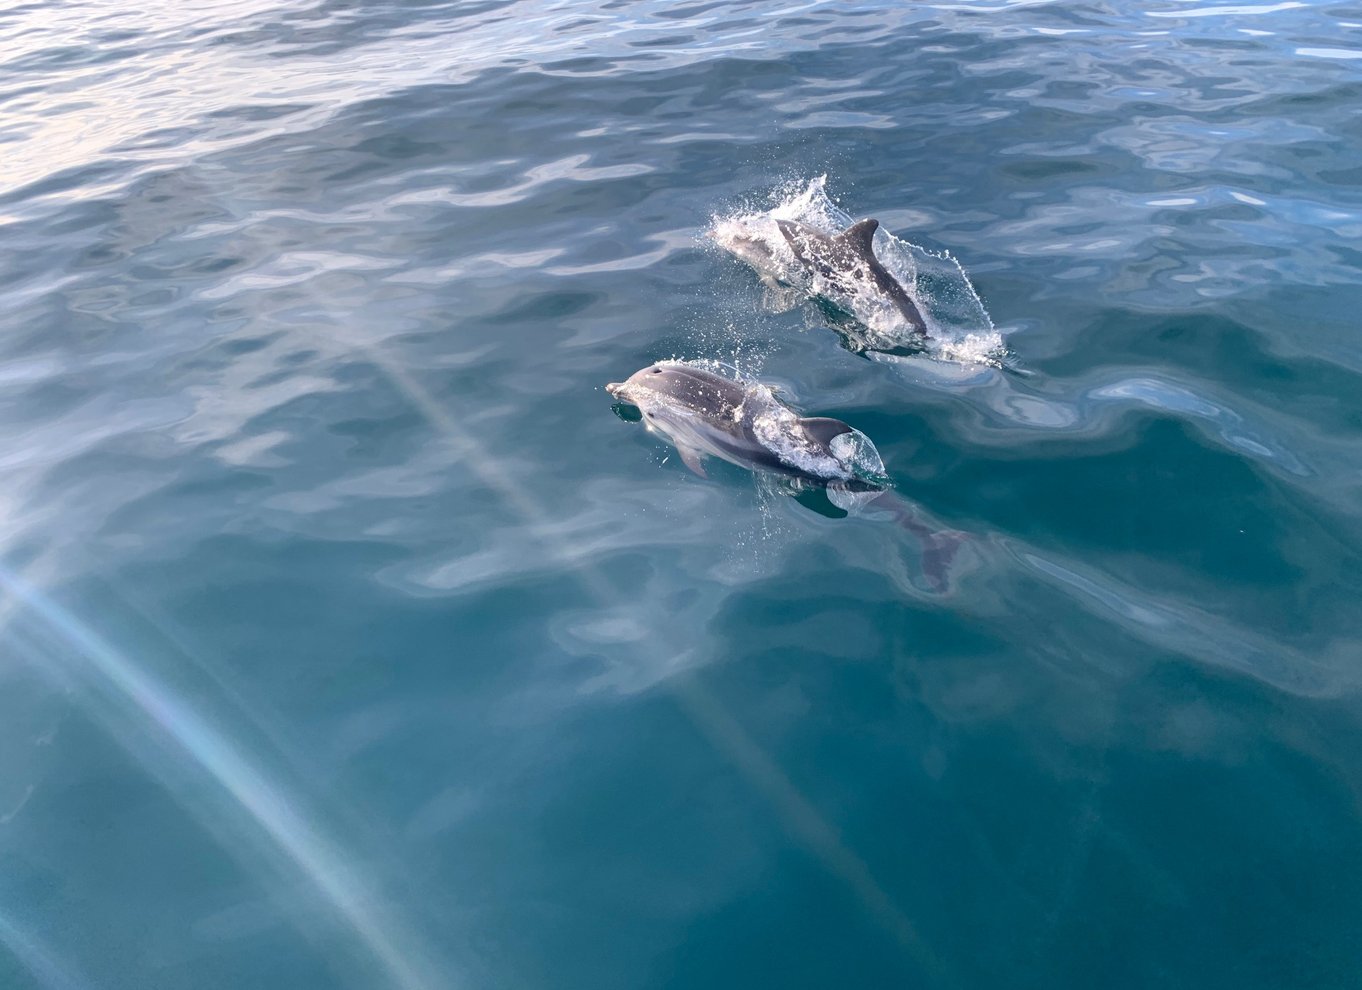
605, 361, 885, 489
605, 360, 962, 591
712, 215, 929, 341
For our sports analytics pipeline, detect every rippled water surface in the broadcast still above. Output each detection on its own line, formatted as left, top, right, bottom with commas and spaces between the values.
4, 1, 1362, 987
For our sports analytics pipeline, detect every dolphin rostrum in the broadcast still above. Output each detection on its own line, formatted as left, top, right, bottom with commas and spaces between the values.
604, 361, 885, 486
713, 215, 928, 339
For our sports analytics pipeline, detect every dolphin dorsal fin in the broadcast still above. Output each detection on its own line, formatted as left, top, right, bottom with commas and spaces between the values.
800, 416, 856, 447
839, 218, 880, 256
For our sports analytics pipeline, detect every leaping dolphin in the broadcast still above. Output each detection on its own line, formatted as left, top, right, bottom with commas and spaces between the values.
713, 215, 929, 339
604, 361, 884, 487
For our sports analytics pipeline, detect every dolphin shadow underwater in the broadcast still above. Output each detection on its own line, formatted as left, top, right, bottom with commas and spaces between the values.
606, 361, 964, 592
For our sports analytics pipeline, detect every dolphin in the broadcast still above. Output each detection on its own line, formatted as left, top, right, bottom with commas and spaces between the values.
714, 216, 929, 338
605, 361, 963, 591
604, 361, 882, 485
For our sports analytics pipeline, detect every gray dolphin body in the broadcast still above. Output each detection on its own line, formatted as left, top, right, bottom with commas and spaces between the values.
605, 362, 875, 483
607, 362, 963, 591
718, 217, 928, 338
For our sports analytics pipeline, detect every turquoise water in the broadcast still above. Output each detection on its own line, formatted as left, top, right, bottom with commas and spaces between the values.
4, 1, 1362, 987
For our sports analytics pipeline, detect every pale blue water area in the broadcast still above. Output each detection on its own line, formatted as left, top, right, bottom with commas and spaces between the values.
3, 1, 1362, 987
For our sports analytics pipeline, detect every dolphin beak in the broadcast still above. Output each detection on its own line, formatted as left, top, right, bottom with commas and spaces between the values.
605, 382, 623, 397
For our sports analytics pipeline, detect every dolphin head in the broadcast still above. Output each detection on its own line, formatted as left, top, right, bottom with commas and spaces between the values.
710, 215, 785, 274
606, 365, 674, 398
606, 365, 678, 421
607, 362, 670, 405
606, 362, 742, 416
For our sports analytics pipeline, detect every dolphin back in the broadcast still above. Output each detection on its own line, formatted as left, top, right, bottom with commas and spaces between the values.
776, 217, 928, 336
649, 364, 749, 413
840, 218, 879, 255
834, 218, 927, 335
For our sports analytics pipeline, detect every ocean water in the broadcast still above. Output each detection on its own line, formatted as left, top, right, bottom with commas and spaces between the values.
3, 1, 1362, 987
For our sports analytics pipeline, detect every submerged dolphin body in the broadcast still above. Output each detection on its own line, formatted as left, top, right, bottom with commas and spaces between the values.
714, 216, 929, 339
604, 362, 883, 486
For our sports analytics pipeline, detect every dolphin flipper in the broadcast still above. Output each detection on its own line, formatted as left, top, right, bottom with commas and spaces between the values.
677, 446, 708, 478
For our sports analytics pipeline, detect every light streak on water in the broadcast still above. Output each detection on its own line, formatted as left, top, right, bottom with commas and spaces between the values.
0, 564, 451, 990
0, 906, 90, 990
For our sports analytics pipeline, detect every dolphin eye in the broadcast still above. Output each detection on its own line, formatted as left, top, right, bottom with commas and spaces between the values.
651, 368, 662, 374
